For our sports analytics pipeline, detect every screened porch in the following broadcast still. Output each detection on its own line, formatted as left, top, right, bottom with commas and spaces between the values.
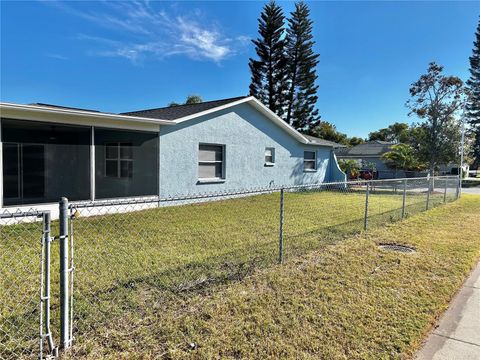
1, 118, 159, 206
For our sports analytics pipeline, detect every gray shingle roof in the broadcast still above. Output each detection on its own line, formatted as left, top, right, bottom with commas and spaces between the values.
335, 141, 395, 157
120, 96, 248, 120
304, 135, 346, 148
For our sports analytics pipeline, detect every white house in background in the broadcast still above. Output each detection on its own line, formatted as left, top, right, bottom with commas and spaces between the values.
0, 96, 346, 213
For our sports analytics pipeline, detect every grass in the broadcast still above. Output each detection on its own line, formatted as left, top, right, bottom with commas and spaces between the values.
0, 186, 460, 359
69, 195, 479, 360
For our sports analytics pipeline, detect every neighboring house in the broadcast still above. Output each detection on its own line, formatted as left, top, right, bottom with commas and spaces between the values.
0, 96, 346, 212
335, 140, 400, 179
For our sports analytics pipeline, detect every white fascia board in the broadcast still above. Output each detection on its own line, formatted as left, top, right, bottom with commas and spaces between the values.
0, 102, 175, 132
172, 96, 311, 145
173, 97, 253, 124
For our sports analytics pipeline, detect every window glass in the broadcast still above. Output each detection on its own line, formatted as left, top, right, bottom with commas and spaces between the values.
304, 151, 315, 160
95, 128, 158, 199
304, 151, 317, 171
120, 144, 133, 159
120, 160, 133, 178
105, 144, 118, 159
105, 160, 118, 178
198, 144, 224, 179
265, 147, 274, 163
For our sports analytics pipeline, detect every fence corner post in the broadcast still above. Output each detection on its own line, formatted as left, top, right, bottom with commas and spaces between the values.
364, 182, 370, 231
426, 177, 431, 211
278, 188, 285, 264
59, 197, 71, 350
401, 179, 407, 219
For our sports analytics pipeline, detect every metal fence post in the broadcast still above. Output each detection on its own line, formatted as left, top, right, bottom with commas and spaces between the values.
59, 197, 71, 350
401, 179, 407, 219
426, 178, 431, 210
278, 188, 284, 264
444, 178, 448, 203
455, 176, 462, 200
364, 182, 370, 231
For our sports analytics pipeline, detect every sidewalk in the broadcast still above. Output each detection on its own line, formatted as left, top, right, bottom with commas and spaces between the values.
416, 263, 480, 360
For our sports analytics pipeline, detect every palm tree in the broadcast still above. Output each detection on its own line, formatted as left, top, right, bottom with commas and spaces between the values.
381, 144, 423, 175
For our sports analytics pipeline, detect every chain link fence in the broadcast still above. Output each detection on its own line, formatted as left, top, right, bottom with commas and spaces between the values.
1, 176, 459, 359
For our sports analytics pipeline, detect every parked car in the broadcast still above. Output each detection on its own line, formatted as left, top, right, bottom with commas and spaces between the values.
359, 170, 374, 180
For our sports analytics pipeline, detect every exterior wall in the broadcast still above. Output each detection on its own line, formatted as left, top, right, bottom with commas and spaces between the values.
329, 152, 347, 182
159, 102, 339, 197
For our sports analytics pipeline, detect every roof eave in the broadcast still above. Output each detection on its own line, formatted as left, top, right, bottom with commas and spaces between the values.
0, 102, 176, 126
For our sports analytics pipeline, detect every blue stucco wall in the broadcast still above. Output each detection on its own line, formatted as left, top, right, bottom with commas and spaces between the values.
159, 102, 343, 197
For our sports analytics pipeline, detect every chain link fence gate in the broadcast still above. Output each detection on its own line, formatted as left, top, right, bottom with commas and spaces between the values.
1, 175, 460, 358
0, 210, 57, 359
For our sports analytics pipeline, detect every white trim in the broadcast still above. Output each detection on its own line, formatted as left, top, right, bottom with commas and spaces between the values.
0, 102, 174, 132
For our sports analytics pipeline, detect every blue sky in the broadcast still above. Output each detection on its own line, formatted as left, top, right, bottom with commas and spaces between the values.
1, 1, 478, 138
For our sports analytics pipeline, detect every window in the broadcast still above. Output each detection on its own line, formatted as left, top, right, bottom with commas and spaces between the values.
105, 142, 133, 178
304, 150, 317, 171
198, 144, 224, 180
265, 147, 275, 165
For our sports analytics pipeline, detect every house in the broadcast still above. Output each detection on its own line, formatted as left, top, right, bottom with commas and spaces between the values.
334, 140, 400, 179
0, 96, 346, 212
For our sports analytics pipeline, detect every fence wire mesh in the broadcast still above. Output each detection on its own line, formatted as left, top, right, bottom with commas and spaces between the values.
0, 211, 55, 360
0, 176, 459, 359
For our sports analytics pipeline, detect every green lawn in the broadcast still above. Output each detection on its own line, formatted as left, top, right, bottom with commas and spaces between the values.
0, 186, 457, 359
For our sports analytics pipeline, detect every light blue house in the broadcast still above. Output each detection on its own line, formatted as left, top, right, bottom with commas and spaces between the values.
0, 96, 345, 210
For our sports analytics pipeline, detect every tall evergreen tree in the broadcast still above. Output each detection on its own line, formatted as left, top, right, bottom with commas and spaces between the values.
466, 18, 480, 168
285, 2, 320, 131
249, 1, 287, 118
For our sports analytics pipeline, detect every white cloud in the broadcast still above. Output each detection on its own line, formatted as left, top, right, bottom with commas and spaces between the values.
45, 53, 68, 60
46, 1, 247, 64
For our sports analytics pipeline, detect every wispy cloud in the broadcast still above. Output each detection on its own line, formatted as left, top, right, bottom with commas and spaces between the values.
45, 1, 248, 64
45, 53, 68, 60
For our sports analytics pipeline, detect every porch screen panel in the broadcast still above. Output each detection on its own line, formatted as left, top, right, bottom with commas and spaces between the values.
94, 128, 158, 199
1, 118, 91, 206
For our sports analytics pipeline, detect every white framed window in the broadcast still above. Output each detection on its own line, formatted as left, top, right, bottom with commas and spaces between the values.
105, 142, 133, 178
265, 147, 275, 165
304, 150, 317, 171
198, 144, 225, 180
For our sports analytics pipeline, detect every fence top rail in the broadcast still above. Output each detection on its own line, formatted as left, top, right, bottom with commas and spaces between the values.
0, 209, 49, 219
67, 175, 458, 210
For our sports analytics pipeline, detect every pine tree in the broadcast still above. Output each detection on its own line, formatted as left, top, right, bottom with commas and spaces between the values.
285, 2, 320, 131
249, 1, 288, 118
466, 18, 480, 168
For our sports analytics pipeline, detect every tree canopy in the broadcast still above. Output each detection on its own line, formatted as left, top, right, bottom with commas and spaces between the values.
406, 62, 466, 173
466, 17, 480, 168
249, 1, 287, 118
285, 2, 320, 130
368, 122, 410, 143
168, 95, 203, 107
